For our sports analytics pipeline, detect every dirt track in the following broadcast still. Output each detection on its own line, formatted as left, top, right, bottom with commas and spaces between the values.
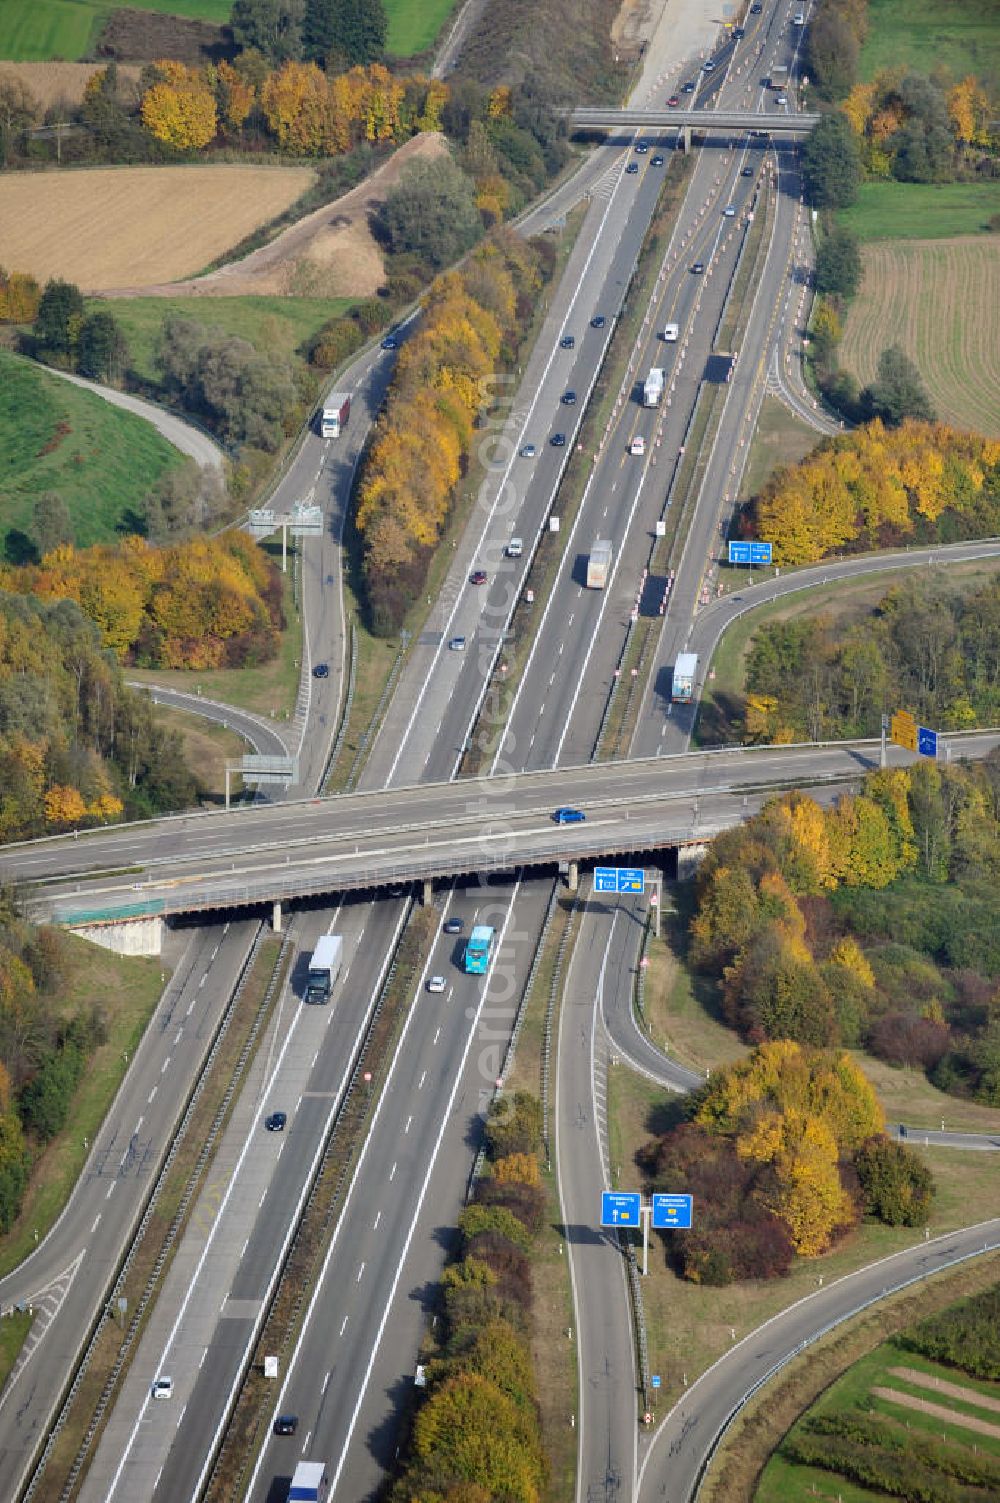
104, 132, 449, 302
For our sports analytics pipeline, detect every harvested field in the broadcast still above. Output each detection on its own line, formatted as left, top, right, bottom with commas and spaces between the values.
108, 131, 449, 300
0, 61, 141, 111
840, 235, 1000, 437
0, 164, 314, 292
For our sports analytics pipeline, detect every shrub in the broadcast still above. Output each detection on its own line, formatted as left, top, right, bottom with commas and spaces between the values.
854, 1135, 935, 1226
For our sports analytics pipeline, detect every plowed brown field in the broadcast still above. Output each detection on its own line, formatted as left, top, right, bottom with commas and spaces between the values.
0, 164, 315, 292
840, 235, 1000, 436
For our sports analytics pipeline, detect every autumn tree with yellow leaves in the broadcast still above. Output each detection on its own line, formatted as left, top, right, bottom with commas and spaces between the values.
141, 60, 218, 150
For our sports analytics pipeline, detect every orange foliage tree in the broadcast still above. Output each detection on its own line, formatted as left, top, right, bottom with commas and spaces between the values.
141, 60, 218, 149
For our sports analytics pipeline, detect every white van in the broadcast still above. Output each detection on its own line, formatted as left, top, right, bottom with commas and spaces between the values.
793, 10, 805, 23
662, 323, 680, 342
506, 537, 523, 558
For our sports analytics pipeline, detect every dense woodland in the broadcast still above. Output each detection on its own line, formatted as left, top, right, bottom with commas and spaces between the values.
638, 1042, 933, 1284
749, 419, 1000, 565
1, 531, 283, 670
689, 761, 1000, 1106
391, 1091, 546, 1502
0, 591, 200, 840
741, 574, 1000, 743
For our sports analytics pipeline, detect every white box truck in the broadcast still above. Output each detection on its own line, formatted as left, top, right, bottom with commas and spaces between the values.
320, 393, 350, 438
672, 652, 698, 703
643, 367, 666, 407
306, 935, 343, 1002
587, 539, 613, 589
288, 1461, 329, 1502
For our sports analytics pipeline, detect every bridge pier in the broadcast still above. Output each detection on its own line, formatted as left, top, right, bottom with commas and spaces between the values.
421, 879, 433, 906
272, 900, 282, 933
566, 861, 579, 893
676, 842, 709, 882
680, 124, 691, 153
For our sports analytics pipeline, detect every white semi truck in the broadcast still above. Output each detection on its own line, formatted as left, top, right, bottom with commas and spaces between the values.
305, 934, 343, 1002
672, 652, 698, 703
643, 367, 665, 407
586, 539, 613, 589
320, 393, 351, 438
288, 1461, 329, 1502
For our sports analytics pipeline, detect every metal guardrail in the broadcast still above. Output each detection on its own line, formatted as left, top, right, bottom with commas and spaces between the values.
541, 898, 581, 1166
23, 924, 280, 1503
321, 621, 358, 791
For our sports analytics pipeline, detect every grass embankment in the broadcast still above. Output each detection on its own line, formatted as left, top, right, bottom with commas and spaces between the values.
738, 394, 820, 502
37, 934, 287, 1498
385, 0, 458, 55
0, 349, 183, 554
837, 181, 1000, 242
859, 0, 1000, 85
839, 236, 1000, 436
149, 707, 247, 805
0, 938, 165, 1281
95, 296, 356, 387
694, 558, 1000, 748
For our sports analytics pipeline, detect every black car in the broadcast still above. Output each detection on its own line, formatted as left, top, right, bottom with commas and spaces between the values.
560, 334, 575, 349
652, 154, 665, 166
691, 261, 705, 274
635, 142, 648, 153
682, 81, 696, 92
265, 1112, 287, 1132
750, 2, 762, 10
443, 917, 464, 934
741, 165, 754, 177
561, 390, 577, 405
274, 1415, 299, 1436
626, 162, 639, 174
590, 314, 606, 329
551, 432, 567, 447
381, 334, 399, 350
313, 663, 329, 679
732, 25, 745, 37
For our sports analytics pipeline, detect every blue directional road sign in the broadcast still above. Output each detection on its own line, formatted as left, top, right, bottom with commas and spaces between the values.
595, 867, 645, 894
728, 541, 772, 565
651, 1193, 694, 1230
651, 1375, 662, 1390
918, 726, 938, 758
601, 1191, 641, 1227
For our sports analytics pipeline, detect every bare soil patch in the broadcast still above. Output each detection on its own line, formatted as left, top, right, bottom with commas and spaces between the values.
888, 1365, 1000, 1414
0, 164, 314, 292
95, 8, 233, 65
871, 1385, 1000, 1438
111, 130, 449, 300
0, 61, 141, 111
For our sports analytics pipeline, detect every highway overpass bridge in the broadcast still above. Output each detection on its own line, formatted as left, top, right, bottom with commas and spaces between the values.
6, 734, 998, 945
571, 108, 820, 139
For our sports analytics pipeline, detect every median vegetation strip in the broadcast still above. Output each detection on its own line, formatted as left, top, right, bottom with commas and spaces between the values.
206, 903, 438, 1501
31, 930, 288, 1501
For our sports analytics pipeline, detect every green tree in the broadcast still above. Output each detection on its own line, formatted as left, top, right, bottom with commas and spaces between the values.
801, 113, 862, 208
815, 227, 861, 299
862, 345, 936, 425
35, 278, 84, 359
304, 0, 387, 65
0, 74, 39, 166
854, 1134, 935, 1225
380, 156, 483, 269
78, 310, 130, 385
229, 0, 304, 63
805, 8, 859, 100
31, 492, 74, 557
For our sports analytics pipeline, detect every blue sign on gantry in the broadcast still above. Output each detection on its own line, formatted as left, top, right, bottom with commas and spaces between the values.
918, 726, 938, 758
601, 1191, 641, 1227
728, 541, 772, 565
651, 1193, 694, 1230
595, 867, 645, 894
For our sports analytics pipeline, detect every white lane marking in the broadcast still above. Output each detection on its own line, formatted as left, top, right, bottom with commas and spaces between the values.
340, 1317, 348, 1337
418, 1072, 426, 1090
199, 1348, 208, 1369
389, 1162, 397, 1181
199, 974, 207, 988
322, 1370, 331, 1393
173, 1028, 182, 1045
186, 999, 195, 1016
373, 1210, 381, 1230
433, 1028, 441, 1044
356, 1263, 365, 1283
106, 1183, 115, 1199
147, 1087, 157, 1104
91, 1214, 101, 1233
161, 1057, 171, 1074
404, 1115, 413, 1133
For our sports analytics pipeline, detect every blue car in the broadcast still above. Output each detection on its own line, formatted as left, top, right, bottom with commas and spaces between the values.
552, 807, 586, 824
